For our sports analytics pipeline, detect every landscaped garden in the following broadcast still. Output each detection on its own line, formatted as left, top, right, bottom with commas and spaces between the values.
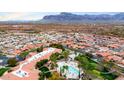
35, 44, 71, 80
0, 67, 10, 77
75, 54, 118, 80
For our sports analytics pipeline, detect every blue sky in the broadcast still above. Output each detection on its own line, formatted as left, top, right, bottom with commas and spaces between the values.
0, 12, 118, 21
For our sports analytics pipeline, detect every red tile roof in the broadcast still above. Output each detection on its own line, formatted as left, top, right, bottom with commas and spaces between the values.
97, 52, 111, 57
107, 55, 122, 61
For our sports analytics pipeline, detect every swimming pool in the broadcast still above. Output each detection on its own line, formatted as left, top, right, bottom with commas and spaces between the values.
57, 62, 79, 79
68, 66, 79, 75
12, 70, 28, 78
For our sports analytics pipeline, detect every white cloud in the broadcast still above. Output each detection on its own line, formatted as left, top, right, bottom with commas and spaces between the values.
0, 13, 30, 21
0, 12, 60, 21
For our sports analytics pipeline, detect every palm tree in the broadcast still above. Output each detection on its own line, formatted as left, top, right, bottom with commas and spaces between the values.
78, 62, 81, 80
62, 50, 70, 62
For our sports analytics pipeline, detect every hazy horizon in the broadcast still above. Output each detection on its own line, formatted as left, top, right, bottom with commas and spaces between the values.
0, 12, 121, 21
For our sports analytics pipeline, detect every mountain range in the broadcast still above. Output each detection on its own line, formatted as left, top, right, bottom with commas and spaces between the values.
41, 12, 124, 24
1, 12, 124, 24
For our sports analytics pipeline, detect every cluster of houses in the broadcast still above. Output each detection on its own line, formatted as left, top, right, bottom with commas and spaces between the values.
0, 32, 45, 55
1, 30, 124, 68
40, 31, 124, 67
1, 29, 124, 79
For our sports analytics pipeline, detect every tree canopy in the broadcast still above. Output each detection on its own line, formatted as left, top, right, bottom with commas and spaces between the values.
37, 46, 43, 53
49, 43, 65, 51
7, 58, 18, 67
35, 59, 48, 69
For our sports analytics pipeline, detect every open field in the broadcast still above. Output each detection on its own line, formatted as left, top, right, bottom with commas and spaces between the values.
0, 23, 124, 38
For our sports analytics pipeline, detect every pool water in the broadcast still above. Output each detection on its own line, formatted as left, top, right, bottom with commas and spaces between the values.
13, 70, 28, 78
68, 66, 79, 75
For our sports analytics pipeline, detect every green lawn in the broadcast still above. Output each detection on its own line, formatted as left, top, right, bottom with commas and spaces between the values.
0, 68, 10, 77
75, 54, 118, 80
19, 48, 37, 59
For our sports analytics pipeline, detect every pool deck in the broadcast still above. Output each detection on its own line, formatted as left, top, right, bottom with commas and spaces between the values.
57, 61, 79, 79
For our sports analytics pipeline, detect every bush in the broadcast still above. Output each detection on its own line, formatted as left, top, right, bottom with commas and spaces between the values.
7, 58, 18, 67
62, 50, 70, 60
48, 72, 61, 80
50, 53, 60, 63
0, 68, 9, 77
38, 72, 45, 80
100, 68, 118, 80
49, 43, 65, 51
36, 59, 48, 69
57, 55, 64, 60
37, 46, 43, 53
19, 51, 30, 60
39, 66, 52, 78
85, 53, 93, 58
